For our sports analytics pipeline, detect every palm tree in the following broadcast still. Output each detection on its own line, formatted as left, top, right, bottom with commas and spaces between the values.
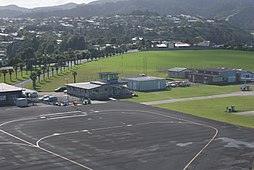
42, 66, 46, 80
2, 70, 7, 83
72, 71, 77, 83
19, 63, 24, 77
8, 69, 13, 81
30, 72, 37, 90
55, 65, 59, 75
21, 48, 35, 74
47, 67, 50, 79
36, 69, 42, 83
13, 65, 18, 79
51, 67, 55, 76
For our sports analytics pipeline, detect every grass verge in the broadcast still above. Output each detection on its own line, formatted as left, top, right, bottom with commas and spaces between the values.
126, 85, 240, 102
155, 96, 254, 128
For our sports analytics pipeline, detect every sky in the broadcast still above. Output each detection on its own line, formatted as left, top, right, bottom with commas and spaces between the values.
0, 0, 96, 8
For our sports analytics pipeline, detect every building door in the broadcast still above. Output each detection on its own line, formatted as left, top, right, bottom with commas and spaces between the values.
158, 81, 161, 89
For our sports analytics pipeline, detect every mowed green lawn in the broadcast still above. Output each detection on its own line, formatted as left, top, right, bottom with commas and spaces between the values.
155, 96, 254, 128
0, 71, 29, 85
24, 49, 254, 91
127, 85, 240, 102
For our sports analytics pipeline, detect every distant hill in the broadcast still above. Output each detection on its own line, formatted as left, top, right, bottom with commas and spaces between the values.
0, 5, 29, 12
31, 3, 79, 12
0, 5, 29, 17
89, 0, 126, 5
1, 0, 254, 32
0, 3, 79, 17
228, 7, 254, 32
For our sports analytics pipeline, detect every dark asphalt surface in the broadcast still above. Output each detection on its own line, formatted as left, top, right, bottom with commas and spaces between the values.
0, 101, 253, 170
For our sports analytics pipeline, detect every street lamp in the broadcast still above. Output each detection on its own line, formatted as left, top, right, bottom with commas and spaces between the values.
65, 78, 70, 105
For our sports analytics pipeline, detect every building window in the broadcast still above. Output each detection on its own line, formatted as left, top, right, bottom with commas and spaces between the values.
0, 95, 6, 101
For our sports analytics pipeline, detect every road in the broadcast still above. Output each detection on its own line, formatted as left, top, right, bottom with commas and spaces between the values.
142, 91, 254, 105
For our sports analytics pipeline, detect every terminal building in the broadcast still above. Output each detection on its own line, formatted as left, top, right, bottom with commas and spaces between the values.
0, 83, 22, 106
67, 72, 132, 100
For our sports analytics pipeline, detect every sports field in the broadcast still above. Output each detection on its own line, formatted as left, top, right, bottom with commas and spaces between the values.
23, 49, 254, 91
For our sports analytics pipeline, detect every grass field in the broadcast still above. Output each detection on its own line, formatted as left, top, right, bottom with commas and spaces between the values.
23, 49, 254, 91
0, 71, 29, 85
127, 85, 240, 102
155, 96, 254, 128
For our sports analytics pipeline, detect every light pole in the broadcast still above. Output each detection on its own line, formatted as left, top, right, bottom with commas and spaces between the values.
65, 78, 69, 105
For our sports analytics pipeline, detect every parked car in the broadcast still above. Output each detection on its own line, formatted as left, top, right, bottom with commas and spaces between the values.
54, 86, 67, 92
44, 96, 58, 102
22, 90, 38, 98
38, 95, 50, 101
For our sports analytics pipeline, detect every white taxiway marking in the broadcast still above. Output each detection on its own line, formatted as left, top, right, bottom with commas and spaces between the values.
92, 109, 219, 170
0, 129, 93, 170
0, 111, 93, 170
47, 114, 87, 120
0, 142, 34, 147
40, 111, 81, 117
0, 117, 37, 127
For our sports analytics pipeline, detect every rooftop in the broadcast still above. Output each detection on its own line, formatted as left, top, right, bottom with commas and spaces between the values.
197, 68, 234, 72
168, 67, 188, 72
99, 72, 119, 75
67, 82, 102, 90
0, 83, 22, 92
123, 76, 165, 81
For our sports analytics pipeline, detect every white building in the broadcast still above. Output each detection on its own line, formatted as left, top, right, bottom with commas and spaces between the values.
122, 75, 167, 92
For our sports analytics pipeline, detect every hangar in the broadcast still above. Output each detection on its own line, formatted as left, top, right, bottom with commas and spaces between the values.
122, 75, 167, 91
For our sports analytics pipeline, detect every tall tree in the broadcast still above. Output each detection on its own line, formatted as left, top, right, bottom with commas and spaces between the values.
19, 63, 24, 77
72, 71, 77, 83
8, 69, 13, 81
2, 70, 7, 83
13, 64, 18, 79
21, 48, 35, 73
30, 72, 37, 90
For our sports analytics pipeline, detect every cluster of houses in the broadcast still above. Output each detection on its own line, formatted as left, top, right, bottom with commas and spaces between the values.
168, 67, 254, 84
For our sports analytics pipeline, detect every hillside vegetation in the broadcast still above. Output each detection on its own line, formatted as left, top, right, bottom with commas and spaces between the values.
18, 0, 254, 32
